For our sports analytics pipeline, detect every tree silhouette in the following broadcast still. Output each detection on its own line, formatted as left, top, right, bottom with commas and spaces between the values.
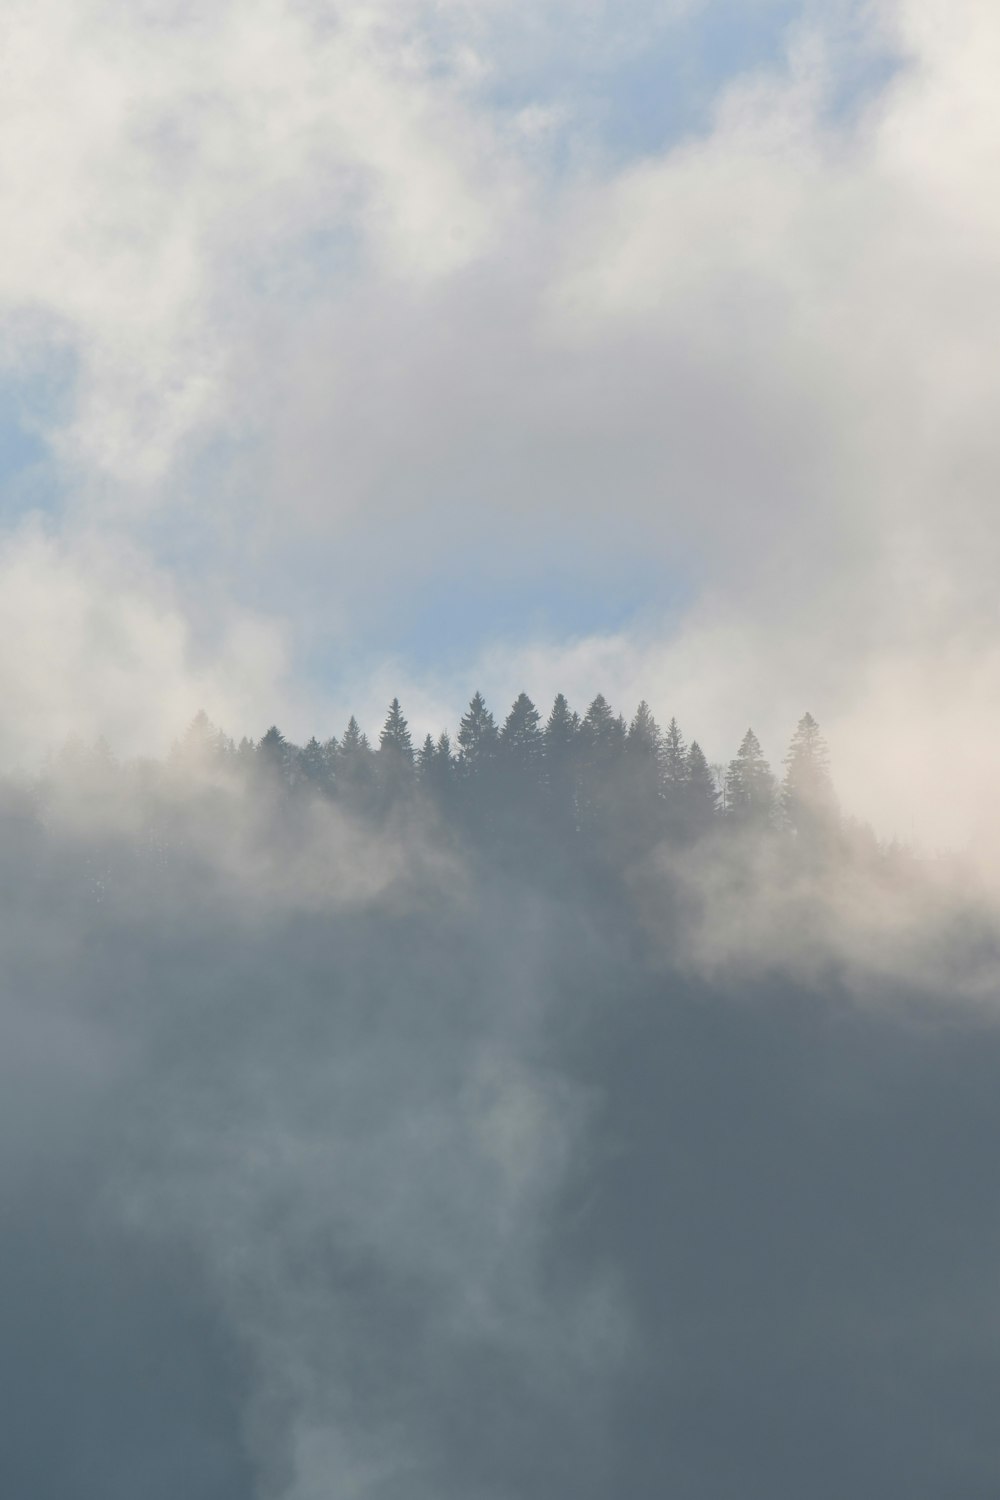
258, 725, 291, 780
543, 693, 578, 827
378, 699, 415, 802
725, 728, 775, 828
782, 712, 836, 840
299, 736, 333, 793
500, 693, 543, 787
338, 716, 375, 807
686, 741, 719, 833
457, 693, 498, 778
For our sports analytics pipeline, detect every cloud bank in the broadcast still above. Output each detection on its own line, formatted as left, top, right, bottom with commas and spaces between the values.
1, 0, 998, 848
3, 735, 1000, 1497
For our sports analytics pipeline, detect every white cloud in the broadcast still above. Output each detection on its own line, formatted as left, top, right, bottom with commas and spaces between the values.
1, 0, 999, 845
0, 521, 289, 760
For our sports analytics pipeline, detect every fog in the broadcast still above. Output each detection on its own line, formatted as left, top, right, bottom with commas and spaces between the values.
3, 716, 1000, 1498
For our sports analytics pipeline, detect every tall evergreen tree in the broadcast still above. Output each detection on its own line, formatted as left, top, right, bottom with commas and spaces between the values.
299, 735, 333, 793
379, 698, 414, 764
434, 731, 455, 797
417, 733, 436, 779
686, 740, 719, 832
174, 709, 230, 767
580, 695, 625, 760
725, 728, 775, 828
626, 701, 662, 764
662, 717, 687, 790
500, 693, 543, 780
417, 730, 453, 804
782, 712, 836, 838
544, 694, 577, 758
578, 694, 625, 831
660, 715, 688, 834
337, 716, 375, 805
457, 692, 498, 776
258, 725, 291, 780
611, 700, 665, 851
235, 735, 256, 769
543, 693, 578, 826
378, 698, 415, 800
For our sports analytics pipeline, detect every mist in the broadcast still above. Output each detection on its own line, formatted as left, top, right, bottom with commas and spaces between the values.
2, 706, 1000, 1499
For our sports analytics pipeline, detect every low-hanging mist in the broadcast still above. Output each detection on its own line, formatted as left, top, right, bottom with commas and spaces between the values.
4, 688, 1000, 1498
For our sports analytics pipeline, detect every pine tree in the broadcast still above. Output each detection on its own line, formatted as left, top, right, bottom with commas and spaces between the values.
174, 710, 230, 768
626, 701, 662, 764
500, 693, 543, 779
782, 712, 836, 838
725, 728, 775, 828
580, 694, 621, 754
418, 731, 453, 803
378, 698, 415, 800
258, 725, 290, 779
578, 694, 625, 832
236, 735, 256, 769
662, 717, 687, 790
339, 716, 366, 757
686, 740, 719, 832
543, 693, 578, 825
659, 716, 688, 835
544, 694, 577, 759
417, 733, 436, 779
379, 698, 414, 765
457, 692, 498, 776
299, 735, 332, 792
337, 716, 375, 805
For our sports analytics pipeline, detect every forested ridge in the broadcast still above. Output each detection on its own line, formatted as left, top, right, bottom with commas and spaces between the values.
154, 694, 847, 860
5, 688, 1000, 1500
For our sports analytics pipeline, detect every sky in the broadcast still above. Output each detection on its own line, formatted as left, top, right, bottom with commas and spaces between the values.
0, 0, 997, 845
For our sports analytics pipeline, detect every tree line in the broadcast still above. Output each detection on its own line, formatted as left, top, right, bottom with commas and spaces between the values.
176, 692, 839, 855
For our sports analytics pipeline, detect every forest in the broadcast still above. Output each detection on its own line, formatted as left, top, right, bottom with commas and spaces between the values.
4, 689, 999, 1500
159, 693, 844, 861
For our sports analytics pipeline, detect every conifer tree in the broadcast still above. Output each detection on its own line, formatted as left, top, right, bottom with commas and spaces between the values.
543, 693, 578, 825
782, 712, 836, 838
172, 710, 235, 770
299, 735, 332, 792
580, 694, 621, 753
379, 698, 413, 762
578, 694, 625, 831
378, 699, 415, 800
626, 701, 662, 764
544, 694, 577, 759
725, 728, 775, 828
457, 692, 498, 776
418, 730, 453, 803
338, 716, 375, 804
660, 715, 689, 834
339, 716, 366, 757
258, 725, 290, 779
686, 740, 719, 831
662, 717, 687, 790
500, 693, 543, 778
417, 733, 436, 779
436, 730, 453, 765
